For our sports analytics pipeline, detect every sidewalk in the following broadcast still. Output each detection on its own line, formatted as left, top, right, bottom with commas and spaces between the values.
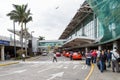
89, 64, 120, 80
0, 55, 41, 66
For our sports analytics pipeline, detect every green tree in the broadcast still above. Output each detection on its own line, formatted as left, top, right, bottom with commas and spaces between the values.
7, 4, 32, 50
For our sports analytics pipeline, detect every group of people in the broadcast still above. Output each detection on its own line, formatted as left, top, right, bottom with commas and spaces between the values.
85, 48, 120, 73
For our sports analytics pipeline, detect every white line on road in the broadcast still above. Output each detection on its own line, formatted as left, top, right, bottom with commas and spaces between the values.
0, 69, 27, 77
82, 65, 87, 70
64, 67, 68, 69
38, 67, 53, 73
47, 72, 64, 80
73, 65, 78, 69
84, 65, 87, 69
57, 65, 63, 68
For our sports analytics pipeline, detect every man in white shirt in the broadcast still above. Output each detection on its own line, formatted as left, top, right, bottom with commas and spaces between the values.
111, 49, 120, 72
22, 53, 25, 61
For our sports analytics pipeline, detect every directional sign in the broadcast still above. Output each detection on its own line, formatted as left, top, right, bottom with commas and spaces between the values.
47, 72, 64, 80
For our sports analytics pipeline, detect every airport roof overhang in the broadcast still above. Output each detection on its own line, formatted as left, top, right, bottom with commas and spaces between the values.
59, 1, 93, 39
63, 36, 95, 49
8, 29, 31, 39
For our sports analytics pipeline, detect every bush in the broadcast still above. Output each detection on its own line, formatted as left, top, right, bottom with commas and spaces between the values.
16, 49, 26, 56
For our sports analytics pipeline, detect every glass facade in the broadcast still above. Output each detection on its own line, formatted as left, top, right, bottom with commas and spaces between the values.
87, 0, 120, 43
67, 14, 96, 40
84, 20, 95, 38
38, 41, 65, 47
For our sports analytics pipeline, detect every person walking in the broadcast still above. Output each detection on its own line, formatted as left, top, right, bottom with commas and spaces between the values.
111, 49, 120, 73
70, 51, 73, 60
106, 50, 112, 68
22, 53, 25, 61
53, 53, 57, 62
91, 50, 97, 63
99, 50, 107, 73
85, 51, 91, 66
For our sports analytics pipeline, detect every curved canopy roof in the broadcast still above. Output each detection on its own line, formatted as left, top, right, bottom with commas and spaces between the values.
63, 36, 95, 48
59, 1, 93, 39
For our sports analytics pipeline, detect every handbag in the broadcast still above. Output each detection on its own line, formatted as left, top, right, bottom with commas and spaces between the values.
117, 58, 120, 62
113, 53, 120, 62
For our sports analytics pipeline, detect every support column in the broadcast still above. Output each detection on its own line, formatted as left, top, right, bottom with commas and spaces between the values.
98, 45, 102, 50
113, 41, 117, 49
1, 46, 5, 61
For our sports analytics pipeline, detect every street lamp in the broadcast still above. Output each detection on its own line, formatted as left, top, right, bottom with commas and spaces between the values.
13, 21, 16, 58
31, 31, 34, 39
30, 31, 34, 55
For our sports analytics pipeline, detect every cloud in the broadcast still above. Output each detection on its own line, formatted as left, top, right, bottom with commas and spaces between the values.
0, 0, 85, 40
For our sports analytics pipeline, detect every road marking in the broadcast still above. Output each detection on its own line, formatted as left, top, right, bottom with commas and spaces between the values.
38, 67, 53, 73
57, 65, 63, 68
14, 69, 27, 73
73, 65, 78, 69
84, 65, 87, 69
64, 67, 68, 69
0, 69, 27, 77
82, 65, 87, 70
20, 61, 80, 64
82, 65, 84, 69
47, 72, 64, 80
85, 64, 95, 80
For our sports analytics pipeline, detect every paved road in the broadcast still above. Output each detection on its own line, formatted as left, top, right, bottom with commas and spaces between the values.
0, 53, 90, 80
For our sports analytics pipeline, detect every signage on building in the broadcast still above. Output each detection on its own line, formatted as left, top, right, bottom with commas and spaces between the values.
0, 40, 10, 46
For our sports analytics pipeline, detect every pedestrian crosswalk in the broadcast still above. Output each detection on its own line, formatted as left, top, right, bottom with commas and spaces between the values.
19, 61, 88, 70
20, 61, 85, 64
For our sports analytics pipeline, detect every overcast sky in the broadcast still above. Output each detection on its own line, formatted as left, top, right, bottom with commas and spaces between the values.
0, 0, 85, 40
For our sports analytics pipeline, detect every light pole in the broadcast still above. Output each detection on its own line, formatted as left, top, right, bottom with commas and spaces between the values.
31, 31, 34, 39
31, 31, 34, 55
13, 21, 16, 58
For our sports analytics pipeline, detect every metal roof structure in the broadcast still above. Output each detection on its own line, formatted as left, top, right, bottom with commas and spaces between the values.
59, 1, 93, 39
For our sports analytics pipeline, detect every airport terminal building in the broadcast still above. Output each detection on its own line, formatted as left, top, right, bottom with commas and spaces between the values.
59, 0, 120, 52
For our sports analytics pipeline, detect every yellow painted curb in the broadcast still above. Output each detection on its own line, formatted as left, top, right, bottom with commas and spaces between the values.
85, 64, 95, 80
0, 62, 19, 66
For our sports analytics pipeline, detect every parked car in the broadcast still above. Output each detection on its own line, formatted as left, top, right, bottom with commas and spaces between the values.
56, 52, 61, 57
72, 52, 82, 60
41, 51, 48, 56
65, 52, 70, 57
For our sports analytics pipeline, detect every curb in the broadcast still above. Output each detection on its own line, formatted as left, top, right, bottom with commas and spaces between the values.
85, 64, 95, 80
0, 62, 19, 66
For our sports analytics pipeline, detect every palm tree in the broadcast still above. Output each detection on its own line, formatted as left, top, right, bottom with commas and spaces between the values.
7, 4, 32, 50
38, 36, 45, 40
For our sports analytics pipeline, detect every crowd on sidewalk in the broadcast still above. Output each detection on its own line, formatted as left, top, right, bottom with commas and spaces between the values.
85, 47, 120, 73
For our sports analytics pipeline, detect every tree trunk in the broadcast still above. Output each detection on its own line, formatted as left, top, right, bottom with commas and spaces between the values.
21, 22, 24, 50
13, 21, 16, 57
25, 23, 28, 56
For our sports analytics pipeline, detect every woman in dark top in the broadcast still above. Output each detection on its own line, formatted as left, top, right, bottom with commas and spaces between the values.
106, 50, 112, 68
99, 50, 107, 73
